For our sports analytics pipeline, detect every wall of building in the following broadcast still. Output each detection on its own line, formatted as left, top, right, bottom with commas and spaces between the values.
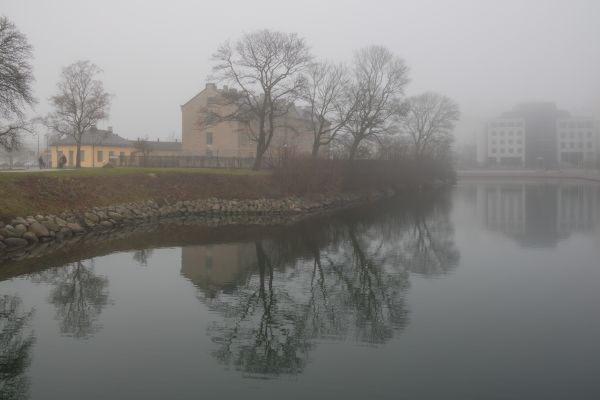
181, 83, 317, 158
50, 145, 134, 168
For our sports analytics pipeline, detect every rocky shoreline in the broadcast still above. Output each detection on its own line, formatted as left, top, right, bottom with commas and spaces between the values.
0, 192, 390, 262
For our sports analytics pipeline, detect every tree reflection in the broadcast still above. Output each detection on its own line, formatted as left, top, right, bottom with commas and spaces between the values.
198, 192, 459, 377
0, 295, 35, 400
38, 261, 109, 338
132, 249, 154, 266
399, 198, 460, 277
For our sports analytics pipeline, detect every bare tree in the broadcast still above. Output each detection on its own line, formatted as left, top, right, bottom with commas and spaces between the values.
301, 62, 354, 158
0, 17, 35, 152
45, 61, 111, 168
342, 46, 409, 161
400, 92, 460, 160
133, 136, 153, 166
209, 30, 312, 169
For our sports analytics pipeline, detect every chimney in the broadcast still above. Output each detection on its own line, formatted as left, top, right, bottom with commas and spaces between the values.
91, 124, 97, 131
223, 85, 228, 91
157, 138, 160, 142
107, 126, 113, 133
206, 82, 217, 90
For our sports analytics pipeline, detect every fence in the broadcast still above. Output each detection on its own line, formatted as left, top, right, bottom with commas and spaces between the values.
119, 155, 261, 169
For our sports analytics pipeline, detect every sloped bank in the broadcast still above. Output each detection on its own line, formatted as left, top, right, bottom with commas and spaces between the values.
0, 192, 390, 261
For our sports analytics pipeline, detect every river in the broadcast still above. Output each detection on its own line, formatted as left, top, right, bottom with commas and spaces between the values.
1, 180, 599, 399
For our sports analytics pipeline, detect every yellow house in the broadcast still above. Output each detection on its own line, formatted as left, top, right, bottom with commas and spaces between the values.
50, 127, 135, 168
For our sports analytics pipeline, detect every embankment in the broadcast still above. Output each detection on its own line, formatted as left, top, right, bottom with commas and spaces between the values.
0, 167, 396, 259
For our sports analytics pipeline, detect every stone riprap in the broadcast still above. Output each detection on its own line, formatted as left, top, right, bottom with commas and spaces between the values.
0, 192, 389, 262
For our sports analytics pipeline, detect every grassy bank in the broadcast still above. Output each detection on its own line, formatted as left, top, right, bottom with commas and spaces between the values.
0, 168, 275, 221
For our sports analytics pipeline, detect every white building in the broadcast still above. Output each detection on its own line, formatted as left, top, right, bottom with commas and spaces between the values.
477, 103, 599, 168
556, 117, 597, 166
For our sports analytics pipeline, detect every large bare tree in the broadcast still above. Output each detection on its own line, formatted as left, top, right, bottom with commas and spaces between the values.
0, 16, 35, 152
342, 46, 409, 161
46, 61, 111, 168
400, 92, 460, 160
301, 62, 354, 158
209, 30, 311, 169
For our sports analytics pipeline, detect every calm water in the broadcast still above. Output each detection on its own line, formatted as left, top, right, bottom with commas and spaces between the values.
1, 180, 600, 400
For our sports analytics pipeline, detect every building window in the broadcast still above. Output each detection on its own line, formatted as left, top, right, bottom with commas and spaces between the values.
491, 140, 496, 145
559, 122, 567, 128
508, 140, 513, 145
561, 142, 566, 149
500, 148, 505, 153
569, 132, 574, 138
517, 140, 522, 144
500, 140, 505, 144
97, 150, 103, 162
560, 132, 566, 138
109, 151, 115, 159
508, 131, 513, 136
578, 142, 583, 148
500, 131, 505, 136
206, 132, 213, 145
491, 131, 496, 136
79, 150, 85, 162
517, 148, 522, 153
491, 148, 496, 154
587, 142, 593, 149
587, 132, 593, 138
509, 148, 514, 153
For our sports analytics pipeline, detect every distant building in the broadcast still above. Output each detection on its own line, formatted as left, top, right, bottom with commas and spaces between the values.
50, 127, 134, 168
477, 103, 599, 168
181, 83, 320, 158
50, 127, 182, 168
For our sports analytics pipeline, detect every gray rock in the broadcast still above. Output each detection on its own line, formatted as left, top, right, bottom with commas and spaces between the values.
67, 222, 84, 234
55, 217, 68, 227
29, 222, 50, 237
14, 224, 28, 234
0, 227, 22, 238
100, 220, 113, 228
22, 231, 39, 244
4, 237, 28, 250
11, 217, 28, 226
42, 220, 61, 232
84, 212, 100, 223
0, 241, 5, 251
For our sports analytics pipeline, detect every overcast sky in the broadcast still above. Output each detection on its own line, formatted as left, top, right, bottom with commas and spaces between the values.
5, 0, 600, 145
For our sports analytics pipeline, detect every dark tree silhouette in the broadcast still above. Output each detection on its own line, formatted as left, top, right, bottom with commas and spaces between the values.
39, 261, 109, 338
0, 294, 35, 400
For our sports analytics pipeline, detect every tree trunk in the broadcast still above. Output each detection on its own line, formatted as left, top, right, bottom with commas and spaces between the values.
75, 141, 82, 168
311, 140, 320, 159
348, 139, 360, 161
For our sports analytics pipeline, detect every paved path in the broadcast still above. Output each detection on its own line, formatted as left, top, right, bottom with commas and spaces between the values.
0, 168, 73, 173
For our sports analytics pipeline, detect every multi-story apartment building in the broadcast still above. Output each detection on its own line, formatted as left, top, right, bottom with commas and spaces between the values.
477, 103, 599, 168
556, 117, 597, 165
181, 83, 318, 158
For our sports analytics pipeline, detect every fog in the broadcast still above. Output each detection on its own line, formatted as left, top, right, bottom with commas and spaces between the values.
5, 0, 600, 145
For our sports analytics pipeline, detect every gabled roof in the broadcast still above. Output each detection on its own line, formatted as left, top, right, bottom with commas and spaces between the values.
51, 129, 134, 147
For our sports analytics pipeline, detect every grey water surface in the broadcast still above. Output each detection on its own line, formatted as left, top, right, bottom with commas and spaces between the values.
1, 180, 599, 400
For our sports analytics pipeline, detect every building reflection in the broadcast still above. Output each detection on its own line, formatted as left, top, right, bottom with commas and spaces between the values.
473, 182, 600, 246
180, 192, 459, 377
181, 243, 256, 298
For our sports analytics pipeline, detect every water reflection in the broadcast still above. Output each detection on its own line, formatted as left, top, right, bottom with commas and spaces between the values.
182, 193, 458, 377
34, 261, 109, 338
0, 295, 35, 400
471, 181, 600, 247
